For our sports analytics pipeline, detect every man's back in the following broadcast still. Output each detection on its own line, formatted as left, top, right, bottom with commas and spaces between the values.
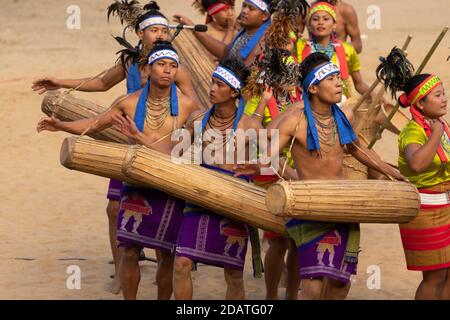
335, 1, 363, 53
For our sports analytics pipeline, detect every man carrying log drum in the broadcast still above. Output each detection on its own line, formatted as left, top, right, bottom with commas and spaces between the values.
31, 0, 197, 294
234, 52, 405, 299
37, 41, 199, 300
114, 57, 266, 299
174, 0, 274, 67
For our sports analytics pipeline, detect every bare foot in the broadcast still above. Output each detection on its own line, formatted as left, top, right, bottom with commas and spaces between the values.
111, 277, 121, 295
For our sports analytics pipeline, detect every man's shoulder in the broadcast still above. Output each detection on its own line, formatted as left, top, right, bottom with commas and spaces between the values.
113, 91, 140, 110
280, 107, 306, 128
178, 92, 199, 112
339, 1, 356, 15
286, 105, 305, 118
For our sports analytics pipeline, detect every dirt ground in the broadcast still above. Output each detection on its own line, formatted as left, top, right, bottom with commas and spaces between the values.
0, 0, 449, 299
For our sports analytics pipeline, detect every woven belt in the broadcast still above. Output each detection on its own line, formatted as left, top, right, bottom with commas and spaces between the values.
419, 191, 450, 206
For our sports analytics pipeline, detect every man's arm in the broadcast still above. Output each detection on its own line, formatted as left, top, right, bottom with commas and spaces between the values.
233, 110, 301, 176
173, 14, 230, 59
279, 158, 299, 180
176, 65, 202, 107
267, 109, 301, 155
350, 70, 370, 96
37, 95, 127, 135
32, 64, 126, 94
343, 4, 363, 53
347, 140, 406, 181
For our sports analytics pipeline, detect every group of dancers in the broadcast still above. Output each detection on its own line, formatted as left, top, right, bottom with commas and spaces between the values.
32, 0, 449, 300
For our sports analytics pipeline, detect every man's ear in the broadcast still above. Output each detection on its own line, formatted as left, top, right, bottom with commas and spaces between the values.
309, 84, 318, 95
144, 64, 152, 77
262, 11, 270, 22
136, 30, 144, 41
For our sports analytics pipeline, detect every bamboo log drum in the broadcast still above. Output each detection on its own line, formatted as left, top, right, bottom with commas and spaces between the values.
42, 91, 127, 143
60, 137, 287, 234
343, 154, 368, 180
266, 180, 420, 223
60, 137, 142, 186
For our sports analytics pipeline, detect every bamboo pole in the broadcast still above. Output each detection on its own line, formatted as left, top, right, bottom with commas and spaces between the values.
368, 27, 449, 149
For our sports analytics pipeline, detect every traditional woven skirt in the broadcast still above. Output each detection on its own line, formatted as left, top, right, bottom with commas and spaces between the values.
117, 185, 185, 253
399, 182, 450, 271
292, 223, 357, 284
175, 165, 250, 270
106, 179, 123, 201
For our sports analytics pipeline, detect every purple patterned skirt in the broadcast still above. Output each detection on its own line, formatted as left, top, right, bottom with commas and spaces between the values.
117, 185, 185, 253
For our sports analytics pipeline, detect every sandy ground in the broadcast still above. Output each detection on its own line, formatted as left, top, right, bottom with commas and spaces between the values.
0, 0, 449, 300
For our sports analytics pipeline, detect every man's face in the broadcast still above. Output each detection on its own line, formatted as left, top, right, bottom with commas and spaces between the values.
149, 58, 178, 88
209, 77, 237, 104
309, 66, 343, 104
138, 25, 170, 48
238, 2, 269, 29
212, 6, 235, 28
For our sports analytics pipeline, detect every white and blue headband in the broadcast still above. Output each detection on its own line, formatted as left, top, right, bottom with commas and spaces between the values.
148, 49, 179, 65
302, 62, 340, 90
212, 66, 242, 92
138, 16, 169, 31
202, 65, 245, 132
245, 0, 270, 12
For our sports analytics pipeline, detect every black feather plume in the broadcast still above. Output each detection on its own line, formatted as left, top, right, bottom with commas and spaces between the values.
376, 47, 415, 99
273, 0, 310, 18
107, 0, 143, 28
250, 46, 300, 95
113, 29, 141, 70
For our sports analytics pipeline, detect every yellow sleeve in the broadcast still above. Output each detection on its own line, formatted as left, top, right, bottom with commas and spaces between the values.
295, 38, 307, 63
344, 43, 361, 73
244, 95, 273, 126
244, 96, 260, 116
399, 122, 427, 153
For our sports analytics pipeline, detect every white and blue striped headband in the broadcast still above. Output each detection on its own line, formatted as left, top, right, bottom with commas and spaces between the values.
245, 0, 270, 12
148, 49, 179, 65
212, 66, 242, 92
138, 16, 169, 31
303, 62, 340, 90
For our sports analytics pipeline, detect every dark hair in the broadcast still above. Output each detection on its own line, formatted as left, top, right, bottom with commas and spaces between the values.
219, 58, 251, 89
398, 74, 432, 107
135, 1, 167, 32
201, 0, 235, 8
374, 47, 434, 108
148, 40, 178, 57
299, 52, 330, 83
193, 0, 235, 14
312, 0, 337, 6
267, 0, 276, 14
